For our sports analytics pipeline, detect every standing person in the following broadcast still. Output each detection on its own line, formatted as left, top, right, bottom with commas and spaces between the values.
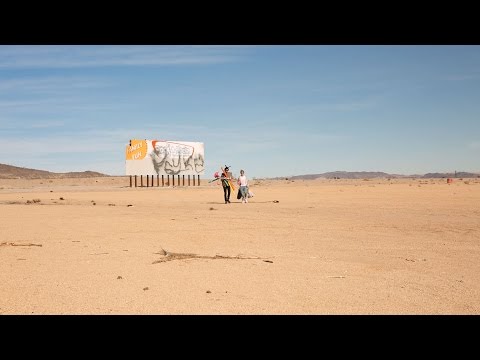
237, 169, 249, 203
221, 166, 233, 204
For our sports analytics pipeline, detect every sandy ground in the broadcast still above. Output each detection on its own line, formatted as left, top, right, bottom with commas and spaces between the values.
1, 176, 479, 315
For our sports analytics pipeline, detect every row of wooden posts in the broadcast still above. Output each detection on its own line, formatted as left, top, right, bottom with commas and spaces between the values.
129, 175, 201, 187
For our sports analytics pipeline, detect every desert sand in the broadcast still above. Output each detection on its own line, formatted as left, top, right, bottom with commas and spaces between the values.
1, 176, 479, 314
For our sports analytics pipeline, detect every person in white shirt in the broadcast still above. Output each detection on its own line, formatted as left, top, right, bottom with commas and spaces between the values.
237, 169, 249, 203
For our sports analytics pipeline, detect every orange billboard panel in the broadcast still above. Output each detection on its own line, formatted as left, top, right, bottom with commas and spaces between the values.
125, 139, 148, 160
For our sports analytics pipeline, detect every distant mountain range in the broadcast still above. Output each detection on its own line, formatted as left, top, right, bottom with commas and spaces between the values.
0, 163, 109, 179
1, 163, 479, 180
279, 171, 480, 180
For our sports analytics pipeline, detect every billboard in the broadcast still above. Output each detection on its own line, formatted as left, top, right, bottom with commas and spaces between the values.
125, 139, 204, 176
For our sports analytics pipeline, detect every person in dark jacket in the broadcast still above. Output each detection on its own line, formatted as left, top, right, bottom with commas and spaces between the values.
221, 166, 233, 204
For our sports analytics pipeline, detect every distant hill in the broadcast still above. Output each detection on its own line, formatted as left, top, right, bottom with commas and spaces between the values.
2, 163, 479, 180
422, 172, 480, 178
0, 163, 109, 179
290, 171, 402, 180
283, 171, 480, 180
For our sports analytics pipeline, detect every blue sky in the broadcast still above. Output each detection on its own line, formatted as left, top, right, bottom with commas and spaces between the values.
0, 45, 479, 178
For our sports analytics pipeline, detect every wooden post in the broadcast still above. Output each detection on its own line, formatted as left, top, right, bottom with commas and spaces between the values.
167, 175, 169, 186
146, 175, 149, 187
134, 175, 137, 187
129, 176, 132, 187
193, 175, 195, 186
188, 175, 190, 186
183, 175, 185, 186
141, 175, 143, 187
162, 175, 164, 187
197, 175, 200, 186
157, 175, 159, 187
178, 175, 180, 186
172, 175, 175, 187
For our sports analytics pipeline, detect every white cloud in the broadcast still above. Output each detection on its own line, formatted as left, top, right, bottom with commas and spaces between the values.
29, 121, 66, 129
468, 141, 480, 149
0, 77, 111, 94
446, 73, 480, 81
0, 45, 247, 69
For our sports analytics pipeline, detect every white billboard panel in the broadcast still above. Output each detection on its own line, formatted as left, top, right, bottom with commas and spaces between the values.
125, 139, 204, 176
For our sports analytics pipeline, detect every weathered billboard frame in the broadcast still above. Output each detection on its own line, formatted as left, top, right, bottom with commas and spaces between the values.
125, 139, 204, 187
